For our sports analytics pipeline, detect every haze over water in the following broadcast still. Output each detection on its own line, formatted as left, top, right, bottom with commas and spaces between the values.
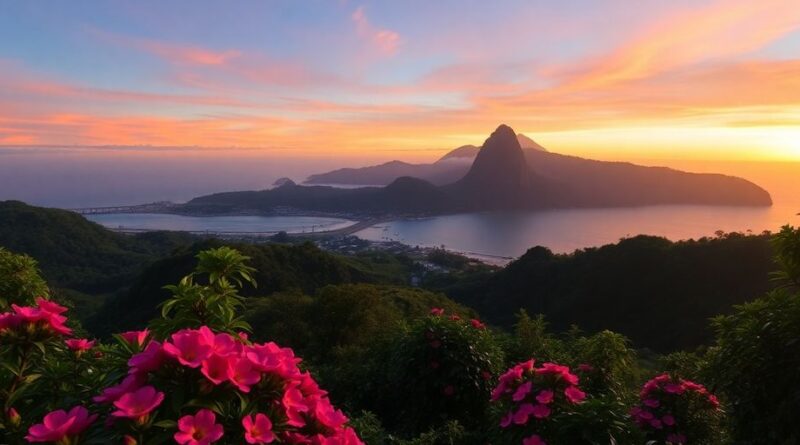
4, 151, 795, 259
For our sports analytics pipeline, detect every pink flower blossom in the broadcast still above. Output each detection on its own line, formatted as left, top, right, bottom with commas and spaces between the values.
523, 434, 547, 445
227, 356, 261, 392
531, 404, 551, 419
26, 406, 96, 443
662, 414, 675, 426
499, 411, 513, 428
163, 329, 213, 368
201, 354, 230, 385
65, 338, 96, 352
663, 383, 685, 395
310, 397, 349, 430
535, 389, 554, 404
513, 403, 535, 425
128, 341, 166, 374
94, 373, 146, 404
111, 386, 165, 423
430, 308, 444, 316
119, 329, 150, 347
242, 413, 275, 444
512, 381, 532, 402
564, 386, 586, 404
283, 384, 310, 427
174, 409, 224, 445
470, 319, 486, 329
643, 398, 660, 408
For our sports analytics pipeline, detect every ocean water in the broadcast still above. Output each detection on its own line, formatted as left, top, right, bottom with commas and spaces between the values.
356, 161, 800, 259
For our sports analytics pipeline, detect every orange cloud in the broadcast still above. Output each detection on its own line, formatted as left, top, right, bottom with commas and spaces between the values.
560, 0, 800, 90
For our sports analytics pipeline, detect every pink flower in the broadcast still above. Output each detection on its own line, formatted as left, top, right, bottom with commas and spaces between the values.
12, 300, 72, 336
282, 384, 310, 427
523, 434, 547, 445
470, 319, 486, 329
512, 381, 532, 402
227, 356, 261, 393
128, 341, 166, 374
650, 418, 663, 429
540, 363, 579, 385
163, 329, 213, 368
94, 373, 146, 404
513, 403, 535, 425
430, 308, 444, 316
449, 314, 461, 321
65, 338, 96, 352
664, 383, 685, 395
531, 404, 551, 419
242, 413, 275, 444
245, 342, 300, 379
662, 414, 676, 426
199, 326, 239, 356
310, 397, 348, 430
564, 386, 586, 404
26, 406, 96, 443
36, 298, 68, 315
643, 398, 660, 408
707, 394, 720, 408
111, 386, 165, 423
119, 329, 150, 347
201, 354, 231, 385
499, 411, 513, 428
123, 435, 137, 445
535, 389, 554, 404
174, 409, 224, 445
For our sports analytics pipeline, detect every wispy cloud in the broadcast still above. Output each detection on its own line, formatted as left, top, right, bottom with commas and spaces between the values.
351, 6, 401, 56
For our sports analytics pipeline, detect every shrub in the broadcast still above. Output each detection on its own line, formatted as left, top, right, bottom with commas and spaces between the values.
705, 225, 800, 444
372, 308, 504, 437
1, 247, 364, 445
630, 373, 722, 445
0, 248, 49, 309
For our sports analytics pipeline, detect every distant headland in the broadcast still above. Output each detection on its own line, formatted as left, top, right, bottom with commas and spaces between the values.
180, 125, 772, 217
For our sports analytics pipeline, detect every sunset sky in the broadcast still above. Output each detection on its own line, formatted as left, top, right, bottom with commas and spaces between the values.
1, 0, 799, 161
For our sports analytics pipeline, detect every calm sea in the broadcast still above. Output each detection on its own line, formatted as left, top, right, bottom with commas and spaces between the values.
356, 161, 800, 260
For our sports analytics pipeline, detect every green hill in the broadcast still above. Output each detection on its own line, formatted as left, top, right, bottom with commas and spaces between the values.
0, 200, 194, 294
431, 233, 775, 351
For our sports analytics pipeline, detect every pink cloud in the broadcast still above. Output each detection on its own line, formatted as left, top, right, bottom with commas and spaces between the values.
351, 6, 401, 55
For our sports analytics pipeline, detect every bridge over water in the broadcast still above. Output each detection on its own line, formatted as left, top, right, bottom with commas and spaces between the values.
69, 201, 177, 215
100, 218, 382, 239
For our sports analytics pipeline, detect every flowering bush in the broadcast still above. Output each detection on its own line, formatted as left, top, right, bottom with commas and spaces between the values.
1, 248, 364, 445
370, 308, 504, 436
631, 373, 722, 444
85, 325, 362, 444
14, 321, 363, 444
491, 359, 587, 445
